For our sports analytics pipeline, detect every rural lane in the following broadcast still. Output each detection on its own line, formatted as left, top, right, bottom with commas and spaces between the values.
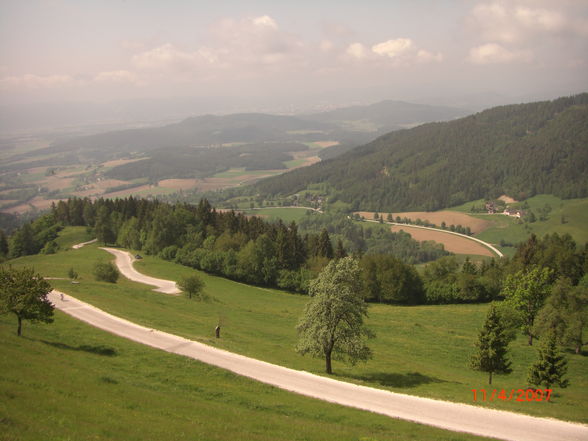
100, 247, 181, 294
49, 247, 587, 441
365, 219, 504, 257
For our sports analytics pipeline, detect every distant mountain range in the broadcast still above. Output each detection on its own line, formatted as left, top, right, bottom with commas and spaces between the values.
2, 100, 466, 175
306, 100, 466, 133
254, 94, 588, 211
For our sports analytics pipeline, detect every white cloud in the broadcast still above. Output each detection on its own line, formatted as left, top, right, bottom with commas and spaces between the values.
320, 40, 334, 52
94, 70, 140, 85
468, 43, 532, 65
253, 15, 278, 29
0, 74, 75, 90
468, 1, 586, 43
132, 43, 218, 72
346, 42, 367, 59
372, 38, 413, 58
514, 7, 565, 32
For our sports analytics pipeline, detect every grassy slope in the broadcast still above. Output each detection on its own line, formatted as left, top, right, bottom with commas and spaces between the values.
1, 315, 496, 441
7, 237, 588, 424
450, 195, 588, 255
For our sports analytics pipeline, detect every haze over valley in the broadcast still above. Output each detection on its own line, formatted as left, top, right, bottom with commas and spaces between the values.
1, 2, 588, 441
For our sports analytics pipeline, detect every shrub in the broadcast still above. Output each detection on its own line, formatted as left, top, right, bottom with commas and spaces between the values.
93, 262, 119, 283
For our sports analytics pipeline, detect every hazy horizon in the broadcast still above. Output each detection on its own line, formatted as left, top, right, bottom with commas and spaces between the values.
1, 0, 587, 132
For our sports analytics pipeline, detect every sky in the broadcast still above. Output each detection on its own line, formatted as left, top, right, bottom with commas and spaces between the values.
1, 0, 587, 120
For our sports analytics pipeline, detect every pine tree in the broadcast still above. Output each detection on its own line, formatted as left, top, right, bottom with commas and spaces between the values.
334, 239, 347, 260
470, 304, 513, 384
528, 331, 569, 389
316, 229, 334, 259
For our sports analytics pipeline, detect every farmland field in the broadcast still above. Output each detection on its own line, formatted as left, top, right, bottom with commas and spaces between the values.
390, 224, 495, 257
356, 211, 492, 234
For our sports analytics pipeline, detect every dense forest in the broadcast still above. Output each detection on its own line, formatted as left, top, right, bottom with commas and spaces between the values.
2, 198, 586, 311
105, 142, 304, 181
255, 94, 588, 211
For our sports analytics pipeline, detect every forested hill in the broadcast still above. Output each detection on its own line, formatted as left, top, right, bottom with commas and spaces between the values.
255, 94, 588, 211
306, 100, 467, 133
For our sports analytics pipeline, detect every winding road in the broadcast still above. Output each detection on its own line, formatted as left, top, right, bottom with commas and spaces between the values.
49, 246, 587, 441
100, 247, 181, 294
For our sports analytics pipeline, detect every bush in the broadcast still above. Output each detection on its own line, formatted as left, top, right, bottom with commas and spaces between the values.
67, 267, 78, 280
178, 274, 206, 300
93, 262, 119, 283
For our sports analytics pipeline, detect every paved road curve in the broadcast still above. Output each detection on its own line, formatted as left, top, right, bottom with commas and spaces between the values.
48, 292, 587, 441
100, 247, 181, 294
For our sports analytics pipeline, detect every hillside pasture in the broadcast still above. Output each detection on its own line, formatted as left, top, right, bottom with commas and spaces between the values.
0, 315, 492, 441
390, 225, 495, 257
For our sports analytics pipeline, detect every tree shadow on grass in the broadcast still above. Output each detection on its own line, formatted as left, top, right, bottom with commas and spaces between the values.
340, 371, 448, 388
40, 340, 118, 356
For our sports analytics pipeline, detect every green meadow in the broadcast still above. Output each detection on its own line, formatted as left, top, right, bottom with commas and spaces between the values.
1, 313, 497, 441
6, 231, 588, 425
451, 195, 588, 248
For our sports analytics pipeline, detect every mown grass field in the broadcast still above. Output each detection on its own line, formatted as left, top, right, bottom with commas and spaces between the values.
1, 314, 497, 441
6, 233, 588, 425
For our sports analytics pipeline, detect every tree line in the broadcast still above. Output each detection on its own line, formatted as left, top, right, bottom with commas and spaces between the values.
2, 198, 587, 313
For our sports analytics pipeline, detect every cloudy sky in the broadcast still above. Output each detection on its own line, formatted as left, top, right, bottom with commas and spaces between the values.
1, 0, 587, 112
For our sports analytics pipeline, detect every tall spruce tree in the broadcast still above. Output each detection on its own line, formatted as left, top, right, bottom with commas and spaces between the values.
470, 304, 514, 384
528, 331, 569, 389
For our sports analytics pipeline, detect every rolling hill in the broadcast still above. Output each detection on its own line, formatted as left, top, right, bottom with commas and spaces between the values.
255, 94, 588, 212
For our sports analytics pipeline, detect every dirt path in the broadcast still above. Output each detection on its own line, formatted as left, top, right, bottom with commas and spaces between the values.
48, 290, 587, 441
100, 247, 181, 294
72, 238, 97, 249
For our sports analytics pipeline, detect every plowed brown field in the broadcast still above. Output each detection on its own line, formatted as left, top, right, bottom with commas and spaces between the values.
390, 225, 494, 257
356, 211, 490, 234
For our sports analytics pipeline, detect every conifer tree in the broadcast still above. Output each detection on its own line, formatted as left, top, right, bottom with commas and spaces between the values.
334, 239, 347, 260
528, 331, 569, 389
470, 304, 513, 384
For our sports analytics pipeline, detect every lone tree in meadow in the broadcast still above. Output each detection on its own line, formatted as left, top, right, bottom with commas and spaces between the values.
470, 304, 514, 384
178, 274, 206, 300
93, 262, 119, 283
502, 266, 552, 345
0, 266, 54, 336
528, 331, 569, 390
296, 257, 374, 374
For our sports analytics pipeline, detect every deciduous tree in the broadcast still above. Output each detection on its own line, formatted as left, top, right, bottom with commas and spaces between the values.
502, 266, 552, 345
178, 274, 206, 300
0, 266, 54, 336
296, 257, 374, 374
